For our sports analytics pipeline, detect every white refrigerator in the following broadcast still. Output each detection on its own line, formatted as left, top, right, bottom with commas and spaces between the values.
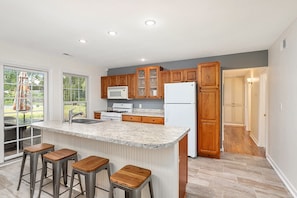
164, 82, 197, 158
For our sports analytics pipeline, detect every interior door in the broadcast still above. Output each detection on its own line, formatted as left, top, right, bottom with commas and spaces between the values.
224, 77, 244, 125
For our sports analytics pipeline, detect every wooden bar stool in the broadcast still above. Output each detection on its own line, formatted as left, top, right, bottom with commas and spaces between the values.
110, 165, 154, 198
37, 148, 83, 198
17, 143, 55, 198
68, 155, 112, 198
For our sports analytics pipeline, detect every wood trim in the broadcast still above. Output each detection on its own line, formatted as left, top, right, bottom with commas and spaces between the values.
179, 134, 188, 198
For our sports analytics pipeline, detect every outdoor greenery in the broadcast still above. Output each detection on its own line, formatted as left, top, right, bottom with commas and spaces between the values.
3, 68, 45, 122
63, 73, 87, 120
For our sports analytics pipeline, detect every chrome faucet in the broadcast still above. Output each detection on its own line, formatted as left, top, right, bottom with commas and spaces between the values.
69, 109, 83, 124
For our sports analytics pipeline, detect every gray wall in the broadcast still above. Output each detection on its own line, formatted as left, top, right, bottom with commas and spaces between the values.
107, 50, 268, 109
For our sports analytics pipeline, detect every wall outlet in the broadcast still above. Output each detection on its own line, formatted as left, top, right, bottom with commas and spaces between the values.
139, 104, 142, 109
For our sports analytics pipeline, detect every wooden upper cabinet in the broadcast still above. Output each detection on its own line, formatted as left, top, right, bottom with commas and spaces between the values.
136, 66, 162, 99
109, 74, 128, 86
198, 62, 219, 88
101, 76, 109, 99
160, 70, 171, 98
170, 68, 197, 82
184, 68, 198, 82
127, 74, 136, 98
197, 61, 220, 159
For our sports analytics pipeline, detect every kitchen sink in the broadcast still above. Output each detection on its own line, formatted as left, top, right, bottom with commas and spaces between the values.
71, 118, 102, 124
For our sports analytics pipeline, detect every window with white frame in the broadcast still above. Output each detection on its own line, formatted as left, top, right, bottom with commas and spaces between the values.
63, 73, 87, 121
3, 66, 47, 160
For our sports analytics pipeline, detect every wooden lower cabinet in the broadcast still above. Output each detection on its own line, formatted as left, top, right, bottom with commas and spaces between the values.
142, 116, 164, 124
122, 115, 164, 125
122, 115, 142, 122
94, 112, 101, 119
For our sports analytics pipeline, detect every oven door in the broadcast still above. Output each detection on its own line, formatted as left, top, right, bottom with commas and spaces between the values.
101, 112, 122, 121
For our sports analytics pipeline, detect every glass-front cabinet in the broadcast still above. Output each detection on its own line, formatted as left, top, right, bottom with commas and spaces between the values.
136, 66, 162, 99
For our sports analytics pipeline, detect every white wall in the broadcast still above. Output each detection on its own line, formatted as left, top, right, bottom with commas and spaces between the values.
0, 41, 107, 121
268, 18, 297, 196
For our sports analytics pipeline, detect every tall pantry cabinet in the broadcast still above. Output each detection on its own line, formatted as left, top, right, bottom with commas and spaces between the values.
197, 61, 220, 158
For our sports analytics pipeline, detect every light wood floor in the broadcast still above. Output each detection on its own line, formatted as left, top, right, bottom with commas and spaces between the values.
186, 152, 293, 198
223, 125, 266, 157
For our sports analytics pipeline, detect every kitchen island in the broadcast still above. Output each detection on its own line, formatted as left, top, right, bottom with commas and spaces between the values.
31, 120, 189, 198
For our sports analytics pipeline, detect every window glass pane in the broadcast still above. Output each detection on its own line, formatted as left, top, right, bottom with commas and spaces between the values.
79, 90, 86, 101
4, 127, 17, 142
20, 126, 31, 139
33, 137, 41, 145
19, 139, 31, 152
32, 111, 44, 122
33, 128, 41, 136
5, 143, 17, 156
63, 75, 71, 88
63, 74, 87, 120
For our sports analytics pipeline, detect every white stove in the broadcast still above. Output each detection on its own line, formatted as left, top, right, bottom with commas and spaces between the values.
101, 103, 133, 121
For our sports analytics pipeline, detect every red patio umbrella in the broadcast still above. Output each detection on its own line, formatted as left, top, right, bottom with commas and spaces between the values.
13, 72, 31, 111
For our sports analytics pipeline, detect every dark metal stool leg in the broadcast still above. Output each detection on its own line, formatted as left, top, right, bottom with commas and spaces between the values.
106, 165, 113, 198
53, 161, 62, 198
17, 152, 27, 190
85, 171, 96, 198
30, 152, 39, 198
38, 159, 47, 198
62, 161, 68, 186
149, 179, 154, 198
69, 169, 84, 198
68, 170, 75, 198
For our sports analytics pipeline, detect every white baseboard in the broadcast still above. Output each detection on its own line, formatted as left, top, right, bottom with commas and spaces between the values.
249, 133, 259, 146
266, 154, 297, 198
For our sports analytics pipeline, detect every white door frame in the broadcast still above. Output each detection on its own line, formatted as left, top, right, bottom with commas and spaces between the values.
258, 71, 268, 148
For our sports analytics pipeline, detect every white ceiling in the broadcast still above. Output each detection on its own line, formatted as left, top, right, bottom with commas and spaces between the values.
1, 0, 297, 68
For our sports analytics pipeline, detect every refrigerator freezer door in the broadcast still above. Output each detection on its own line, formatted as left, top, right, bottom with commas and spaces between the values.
165, 103, 197, 157
164, 82, 196, 104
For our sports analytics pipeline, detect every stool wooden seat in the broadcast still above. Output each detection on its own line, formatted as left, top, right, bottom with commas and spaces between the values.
110, 165, 154, 198
69, 155, 112, 198
38, 148, 82, 198
17, 143, 55, 198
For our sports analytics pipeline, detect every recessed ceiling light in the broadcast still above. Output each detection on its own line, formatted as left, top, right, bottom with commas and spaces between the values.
141, 58, 146, 62
145, 20, 156, 26
79, 39, 87, 44
108, 31, 117, 36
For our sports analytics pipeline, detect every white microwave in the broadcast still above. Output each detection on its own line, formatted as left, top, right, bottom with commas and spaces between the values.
107, 86, 129, 99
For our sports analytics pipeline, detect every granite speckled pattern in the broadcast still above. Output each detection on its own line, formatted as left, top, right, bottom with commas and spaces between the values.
31, 120, 188, 149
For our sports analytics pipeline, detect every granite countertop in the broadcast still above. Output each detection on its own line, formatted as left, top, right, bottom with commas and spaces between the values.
31, 120, 188, 149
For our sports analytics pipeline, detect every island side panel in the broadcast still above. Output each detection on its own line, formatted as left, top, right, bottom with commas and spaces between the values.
42, 129, 180, 198
179, 134, 188, 198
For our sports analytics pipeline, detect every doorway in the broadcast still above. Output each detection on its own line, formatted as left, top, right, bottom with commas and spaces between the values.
222, 67, 268, 157
1, 66, 47, 162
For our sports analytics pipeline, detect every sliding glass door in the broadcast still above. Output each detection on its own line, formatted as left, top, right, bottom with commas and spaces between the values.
2, 66, 47, 161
